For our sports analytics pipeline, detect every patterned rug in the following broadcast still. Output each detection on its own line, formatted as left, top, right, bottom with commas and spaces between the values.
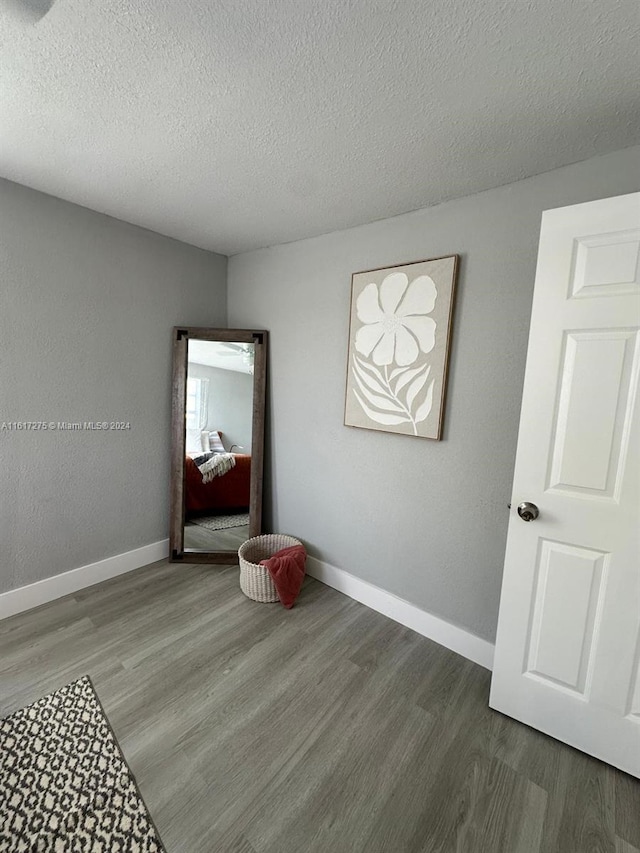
190, 512, 250, 531
0, 676, 164, 852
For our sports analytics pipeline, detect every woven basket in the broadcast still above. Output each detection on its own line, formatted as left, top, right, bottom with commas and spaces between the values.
238, 534, 303, 603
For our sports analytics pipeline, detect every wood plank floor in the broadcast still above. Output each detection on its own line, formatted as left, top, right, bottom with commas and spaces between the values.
1, 560, 638, 853
183, 520, 248, 551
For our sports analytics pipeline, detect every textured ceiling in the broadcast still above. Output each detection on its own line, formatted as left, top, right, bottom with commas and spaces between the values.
1, 0, 638, 255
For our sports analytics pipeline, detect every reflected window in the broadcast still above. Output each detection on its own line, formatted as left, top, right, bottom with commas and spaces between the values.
186, 377, 208, 430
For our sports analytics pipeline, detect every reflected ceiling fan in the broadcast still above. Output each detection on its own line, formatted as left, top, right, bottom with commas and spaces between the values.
217, 343, 255, 372
217, 343, 251, 355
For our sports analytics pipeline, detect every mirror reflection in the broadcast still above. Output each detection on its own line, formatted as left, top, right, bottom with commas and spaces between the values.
183, 339, 255, 552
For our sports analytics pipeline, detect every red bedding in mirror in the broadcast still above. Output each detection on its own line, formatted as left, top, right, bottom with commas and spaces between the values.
185, 454, 251, 514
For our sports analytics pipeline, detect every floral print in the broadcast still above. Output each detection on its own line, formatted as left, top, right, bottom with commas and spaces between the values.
355, 272, 437, 366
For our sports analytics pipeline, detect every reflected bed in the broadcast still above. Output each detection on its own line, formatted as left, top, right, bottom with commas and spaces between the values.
185, 453, 251, 515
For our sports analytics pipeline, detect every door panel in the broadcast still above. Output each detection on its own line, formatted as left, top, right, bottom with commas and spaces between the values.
570, 227, 640, 298
525, 539, 608, 695
490, 192, 640, 778
547, 329, 639, 499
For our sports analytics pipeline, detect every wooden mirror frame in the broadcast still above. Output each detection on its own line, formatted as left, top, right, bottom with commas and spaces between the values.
169, 327, 268, 564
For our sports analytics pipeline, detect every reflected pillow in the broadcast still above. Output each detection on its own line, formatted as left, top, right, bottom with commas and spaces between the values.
207, 430, 226, 454
186, 428, 204, 456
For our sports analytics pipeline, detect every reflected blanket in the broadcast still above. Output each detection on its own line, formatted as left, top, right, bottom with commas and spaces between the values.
197, 452, 236, 483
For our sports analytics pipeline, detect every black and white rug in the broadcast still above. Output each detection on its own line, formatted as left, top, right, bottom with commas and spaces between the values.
190, 512, 250, 531
0, 676, 164, 852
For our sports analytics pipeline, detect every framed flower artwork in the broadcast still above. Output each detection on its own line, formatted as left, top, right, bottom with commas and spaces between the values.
344, 255, 459, 440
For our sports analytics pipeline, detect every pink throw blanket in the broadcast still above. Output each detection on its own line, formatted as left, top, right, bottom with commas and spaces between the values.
260, 544, 307, 609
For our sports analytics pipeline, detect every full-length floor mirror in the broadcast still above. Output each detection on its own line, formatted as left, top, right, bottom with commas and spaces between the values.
170, 327, 267, 563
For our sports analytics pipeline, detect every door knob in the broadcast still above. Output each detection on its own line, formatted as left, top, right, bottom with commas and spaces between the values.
517, 502, 539, 522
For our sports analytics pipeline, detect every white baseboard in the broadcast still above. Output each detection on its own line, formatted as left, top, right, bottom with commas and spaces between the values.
306, 556, 495, 671
0, 539, 170, 622
1, 544, 494, 670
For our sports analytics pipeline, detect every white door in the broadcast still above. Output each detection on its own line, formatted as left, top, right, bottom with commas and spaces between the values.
490, 192, 640, 778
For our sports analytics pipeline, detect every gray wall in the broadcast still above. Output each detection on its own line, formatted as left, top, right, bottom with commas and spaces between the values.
0, 179, 227, 594
187, 362, 253, 451
228, 146, 640, 643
